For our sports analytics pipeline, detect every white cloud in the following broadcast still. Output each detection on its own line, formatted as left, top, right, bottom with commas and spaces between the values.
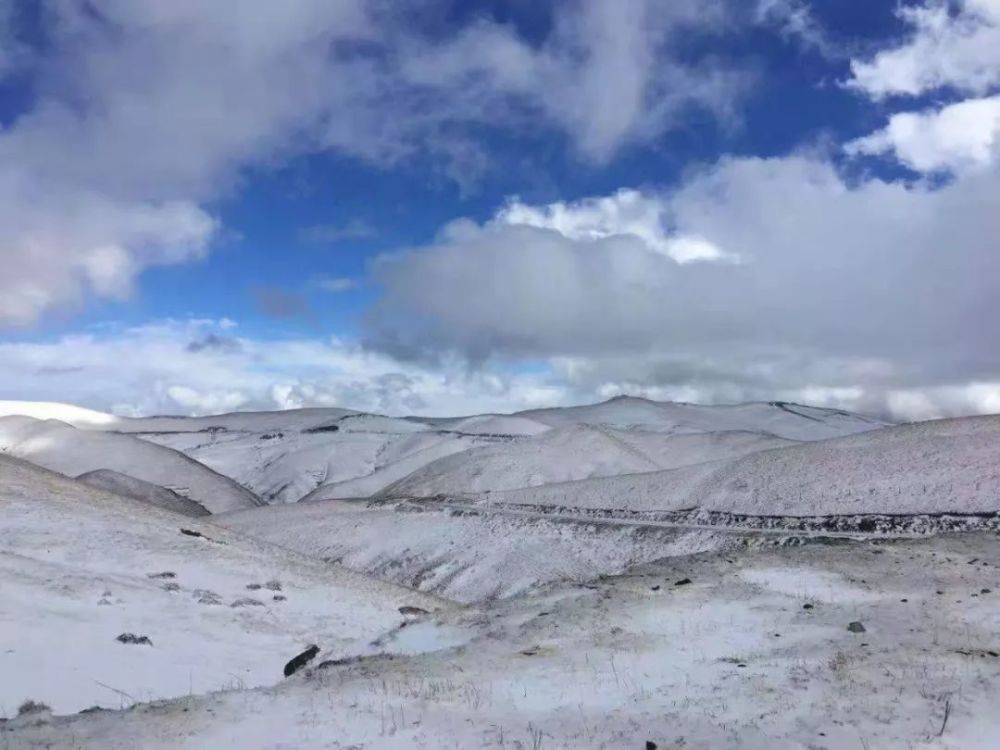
494, 190, 731, 264
846, 95, 1000, 172
1, 317, 996, 422
849, 0, 1000, 98
0, 318, 572, 418
754, 0, 837, 58
0, 170, 216, 326
367, 154, 1000, 415
0, 0, 748, 326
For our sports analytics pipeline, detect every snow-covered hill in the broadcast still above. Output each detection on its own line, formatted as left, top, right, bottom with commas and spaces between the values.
0, 455, 447, 714
0, 397, 892, 505
482, 414, 1000, 516
76, 469, 210, 517
217, 498, 722, 602
514, 396, 889, 440
382, 425, 795, 497
0, 416, 262, 513
0, 400, 119, 428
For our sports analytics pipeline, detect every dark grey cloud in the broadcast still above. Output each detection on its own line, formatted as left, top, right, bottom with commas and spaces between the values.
364, 155, 1000, 415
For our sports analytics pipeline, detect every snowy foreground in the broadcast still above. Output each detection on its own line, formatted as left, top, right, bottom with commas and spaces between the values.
7, 534, 1000, 748
2, 397, 1000, 748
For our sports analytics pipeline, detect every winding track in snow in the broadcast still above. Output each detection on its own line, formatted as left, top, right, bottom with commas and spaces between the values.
399, 499, 942, 540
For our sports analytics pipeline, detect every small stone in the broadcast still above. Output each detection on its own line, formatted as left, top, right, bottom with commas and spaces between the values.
273, 594, 287, 602
847, 621, 866, 633
982, 588, 991, 594
802, 603, 814, 610
283, 645, 320, 678
399, 605, 430, 616
230, 597, 264, 608
674, 578, 692, 587
116, 632, 152, 646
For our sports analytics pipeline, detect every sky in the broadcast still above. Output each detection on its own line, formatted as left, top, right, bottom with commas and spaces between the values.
0, 0, 998, 420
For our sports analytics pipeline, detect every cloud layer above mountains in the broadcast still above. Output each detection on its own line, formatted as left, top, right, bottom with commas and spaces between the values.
1, 0, 998, 420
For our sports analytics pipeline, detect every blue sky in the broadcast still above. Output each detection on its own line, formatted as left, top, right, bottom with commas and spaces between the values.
1, 0, 998, 418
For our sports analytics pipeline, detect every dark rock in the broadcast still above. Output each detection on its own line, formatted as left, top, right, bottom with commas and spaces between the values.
116, 633, 153, 646
399, 605, 430, 617
179, 528, 204, 538
646, 742, 658, 750
17, 701, 50, 716
246, 583, 262, 590
802, 603, 814, 610
146, 572, 176, 579
283, 645, 320, 677
847, 621, 866, 633
230, 597, 264, 608
674, 578, 692, 587
650, 585, 661, 591
273, 594, 287, 602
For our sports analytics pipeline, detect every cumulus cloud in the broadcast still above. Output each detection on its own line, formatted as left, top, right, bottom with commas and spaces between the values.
0, 173, 216, 325
494, 190, 731, 264
848, 0, 1000, 98
366, 154, 1000, 416
846, 95, 1000, 172
0, 0, 748, 326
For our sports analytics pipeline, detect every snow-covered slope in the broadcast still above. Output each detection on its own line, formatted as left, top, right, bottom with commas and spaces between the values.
76, 469, 210, 517
10, 533, 1000, 749
303, 433, 484, 501
515, 396, 888, 440
0, 455, 447, 714
111, 407, 358, 434
0, 398, 890, 506
0, 416, 261, 513
483, 414, 1000, 516
384, 425, 794, 497
418, 413, 552, 436
218, 498, 719, 602
0, 400, 119, 428
143, 429, 391, 504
